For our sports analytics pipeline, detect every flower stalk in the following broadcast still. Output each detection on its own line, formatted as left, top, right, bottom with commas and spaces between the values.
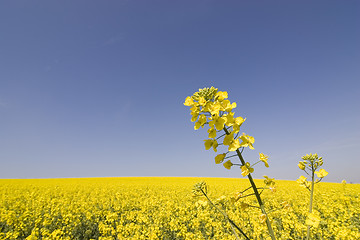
184, 87, 277, 240
306, 169, 315, 240
297, 153, 328, 240
193, 182, 249, 240
226, 128, 276, 240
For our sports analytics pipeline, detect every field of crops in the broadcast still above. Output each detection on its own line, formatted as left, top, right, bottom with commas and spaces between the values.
0, 177, 359, 239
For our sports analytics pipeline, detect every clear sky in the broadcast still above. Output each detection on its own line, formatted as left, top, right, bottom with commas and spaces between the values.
1, 1, 359, 183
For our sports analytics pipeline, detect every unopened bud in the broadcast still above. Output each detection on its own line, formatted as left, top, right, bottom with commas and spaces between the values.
298, 162, 306, 170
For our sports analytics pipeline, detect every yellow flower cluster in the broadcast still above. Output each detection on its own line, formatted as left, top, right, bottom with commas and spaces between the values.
297, 153, 328, 188
0, 177, 359, 240
299, 153, 325, 172
184, 87, 258, 171
297, 175, 311, 189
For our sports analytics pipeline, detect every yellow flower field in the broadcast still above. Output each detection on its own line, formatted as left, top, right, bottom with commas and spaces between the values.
0, 177, 359, 239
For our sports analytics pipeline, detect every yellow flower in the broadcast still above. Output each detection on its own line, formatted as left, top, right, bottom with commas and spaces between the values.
240, 202, 249, 210
306, 212, 321, 228
259, 153, 269, 167
204, 139, 218, 152
228, 138, 240, 152
263, 175, 275, 186
298, 162, 305, 170
215, 153, 226, 164
234, 116, 245, 126
220, 99, 236, 112
198, 97, 206, 106
190, 112, 199, 122
207, 127, 217, 138
206, 101, 221, 116
233, 192, 243, 202
194, 115, 207, 130
190, 105, 199, 112
212, 140, 218, 152
223, 133, 234, 146
215, 91, 228, 101
281, 201, 291, 210
315, 169, 328, 178
204, 139, 213, 150
223, 133, 240, 151
297, 176, 310, 188
209, 115, 226, 130
227, 102, 236, 112
224, 112, 235, 126
297, 175, 307, 183
190, 105, 200, 122
259, 214, 267, 224
269, 186, 276, 193
184, 96, 194, 106
223, 160, 233, 170
195, 200, 208, 207
239, 133, 255, 149
241, 162, 254, 176
231, 117, 245, 134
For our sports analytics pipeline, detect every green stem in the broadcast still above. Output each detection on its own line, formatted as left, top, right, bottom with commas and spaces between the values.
241, 186, 252, 194
306, 166, 315, 240
250, 160, 262, 168
236, 193, 256, 199
223, 127, 277, 240
201, 189, 249, 240
224, 154, 239, 160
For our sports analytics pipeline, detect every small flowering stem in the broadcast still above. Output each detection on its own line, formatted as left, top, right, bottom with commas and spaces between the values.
246, 204, 261, 209
266, 207, 282, 214
224, 154, 238, 160
241, 186, 252, 193
315, 178, 323, 184
236, 193, 256, 199
258, 187, 268, 195
298, 153, 328, 239
223, 127, 277, 240
200, 189, 250, 240
306, 166, 315, 240
216, 133, 227, 140
233, 164, 242, 166
250, 161, 262, 168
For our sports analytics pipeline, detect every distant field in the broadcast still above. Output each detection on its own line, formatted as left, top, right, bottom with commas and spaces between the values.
0, 177, 359, 239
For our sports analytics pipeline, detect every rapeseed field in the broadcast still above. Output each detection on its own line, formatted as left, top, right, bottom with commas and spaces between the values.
0, 177, 359, 239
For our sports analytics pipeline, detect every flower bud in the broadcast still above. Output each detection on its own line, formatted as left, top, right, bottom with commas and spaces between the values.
215, 153, 226, 164
223, 160, 233, 170
259, 214, 267, 224
298, 162, 306, 170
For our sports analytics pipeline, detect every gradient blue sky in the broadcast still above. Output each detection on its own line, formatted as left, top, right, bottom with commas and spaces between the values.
1, 1, 359, 182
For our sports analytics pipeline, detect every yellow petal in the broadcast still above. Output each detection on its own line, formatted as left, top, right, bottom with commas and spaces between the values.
215, 117, 226, 130
207, 127, 217, 138
223, 160, 233, 170
215, 153, 226, 164
204, 140, 213, 150
184, 96, 194, 106
223, 133, 234, 146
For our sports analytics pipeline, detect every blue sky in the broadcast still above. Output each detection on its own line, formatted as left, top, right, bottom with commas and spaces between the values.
1, 1, 359, 183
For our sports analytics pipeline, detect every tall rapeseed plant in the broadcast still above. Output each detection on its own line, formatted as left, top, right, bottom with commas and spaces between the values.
297, 153, 328, 240
184, 87, 276, 240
